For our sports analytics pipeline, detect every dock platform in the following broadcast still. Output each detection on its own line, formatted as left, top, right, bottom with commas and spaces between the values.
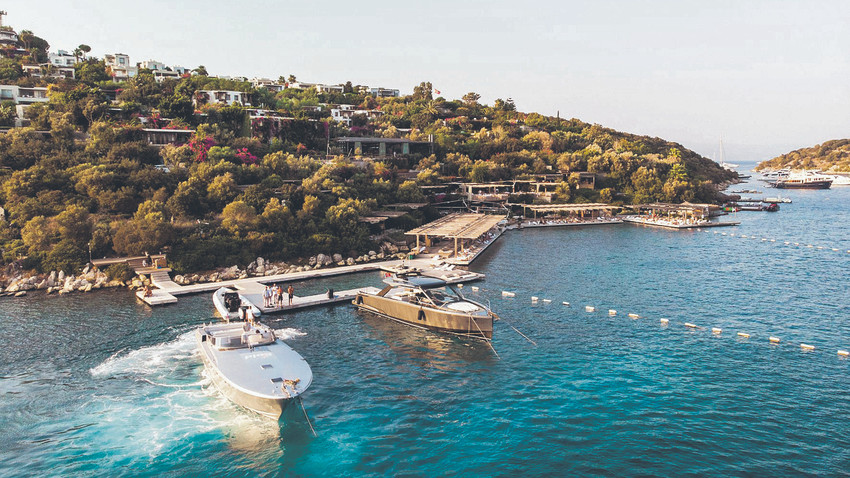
136, 257, 485, 310
135, 288, 177, 305
621, 217, 739, 230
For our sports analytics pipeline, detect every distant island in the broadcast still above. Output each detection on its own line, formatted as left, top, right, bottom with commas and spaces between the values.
0, 21, 736, 277
755, 139, 850, 172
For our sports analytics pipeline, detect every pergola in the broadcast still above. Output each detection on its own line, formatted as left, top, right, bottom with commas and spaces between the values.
406, 213, 505, 257
515, 203, 619, 219
630, 202, 713, 219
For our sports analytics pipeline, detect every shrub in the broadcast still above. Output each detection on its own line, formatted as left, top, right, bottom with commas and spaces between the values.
105, 263, 135, 282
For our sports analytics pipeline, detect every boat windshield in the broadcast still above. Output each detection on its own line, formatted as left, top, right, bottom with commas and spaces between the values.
420, 286, 463, 307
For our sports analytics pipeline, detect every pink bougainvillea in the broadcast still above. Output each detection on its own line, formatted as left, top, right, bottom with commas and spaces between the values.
188, 136, 216, 162
235, 147, 259, 165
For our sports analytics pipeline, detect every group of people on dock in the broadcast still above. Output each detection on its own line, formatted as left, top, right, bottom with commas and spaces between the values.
263, 284, 294, 308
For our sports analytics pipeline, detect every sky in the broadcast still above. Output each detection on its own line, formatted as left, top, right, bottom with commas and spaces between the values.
5, 0, 850, 163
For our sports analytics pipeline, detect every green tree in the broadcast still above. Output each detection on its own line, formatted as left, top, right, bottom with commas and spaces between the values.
0, 58, 23, 81
75, 59, 111, 84
221, 200, 258, 237
158, 94, 194, 122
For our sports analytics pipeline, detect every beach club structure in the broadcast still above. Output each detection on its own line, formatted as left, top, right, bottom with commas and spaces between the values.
513, 203, 619, 220
406, 213, 505, 261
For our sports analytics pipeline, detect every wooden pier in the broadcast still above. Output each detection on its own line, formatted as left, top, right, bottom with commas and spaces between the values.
621, 217, 740, 230
135, 257, 485, 310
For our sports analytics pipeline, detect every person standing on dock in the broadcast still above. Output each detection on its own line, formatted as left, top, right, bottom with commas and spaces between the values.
287, 284, 294, 306
276, 284, 283, 307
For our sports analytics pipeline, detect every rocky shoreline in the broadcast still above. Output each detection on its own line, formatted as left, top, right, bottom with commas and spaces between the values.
0, 242, 412, 297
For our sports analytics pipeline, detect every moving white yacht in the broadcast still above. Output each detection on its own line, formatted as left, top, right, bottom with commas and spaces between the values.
196, 321, 312, 418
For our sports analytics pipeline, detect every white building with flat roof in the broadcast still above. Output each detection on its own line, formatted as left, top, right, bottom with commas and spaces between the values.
104, 53, 138, 81
194, 90, 250, 107
48, 50, 77, 67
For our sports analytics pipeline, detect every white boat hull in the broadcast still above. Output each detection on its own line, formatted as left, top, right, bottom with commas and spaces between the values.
212, 287, 262, 321
196, 324, 312, 419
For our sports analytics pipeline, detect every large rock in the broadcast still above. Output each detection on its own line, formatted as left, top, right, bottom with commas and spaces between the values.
256, 257, 265, 268
58, 270, 66, 282
83, 264, 90, 275
368, 250, 377, 257
308, 256, 317, 266
333, 253, 343, 263
316, 254, 326, 266
346, 257, 356, 266
36, 279, 48, 290
377, 252, 385, 259
47, 271, 57, 287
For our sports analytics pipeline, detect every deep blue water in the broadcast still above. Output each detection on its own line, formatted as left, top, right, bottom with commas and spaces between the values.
2, 166, 850, 477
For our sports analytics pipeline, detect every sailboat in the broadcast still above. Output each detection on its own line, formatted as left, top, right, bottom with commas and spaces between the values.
717, 136, 739, 171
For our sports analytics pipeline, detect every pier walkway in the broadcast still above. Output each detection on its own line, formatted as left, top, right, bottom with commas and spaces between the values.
621, 216, 739, 230
136, 257, 485, 310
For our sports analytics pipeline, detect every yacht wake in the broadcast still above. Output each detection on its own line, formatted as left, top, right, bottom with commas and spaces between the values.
90, 330, 198, 379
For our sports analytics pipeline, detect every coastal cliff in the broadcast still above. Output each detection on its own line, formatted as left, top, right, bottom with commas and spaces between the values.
755, 139, 850, 172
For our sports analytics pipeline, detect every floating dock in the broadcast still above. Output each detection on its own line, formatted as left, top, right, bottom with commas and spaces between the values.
136, 257, 484, 309
621, 217, 740, 230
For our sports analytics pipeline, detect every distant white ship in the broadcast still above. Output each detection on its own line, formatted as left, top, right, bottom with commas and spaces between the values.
827, 174, 850, 186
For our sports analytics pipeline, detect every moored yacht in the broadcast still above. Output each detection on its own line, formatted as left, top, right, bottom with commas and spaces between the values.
196, 321, 312, 418
353, 272, 497, 340
212, 287, 262, 322
774, 170, 833, 189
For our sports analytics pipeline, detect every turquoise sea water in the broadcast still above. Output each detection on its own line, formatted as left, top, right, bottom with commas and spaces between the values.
2, 168, 850, 476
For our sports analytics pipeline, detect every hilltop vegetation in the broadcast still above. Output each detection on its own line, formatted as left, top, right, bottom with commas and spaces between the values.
0, 28, 735, 275
755, 139, 850, 172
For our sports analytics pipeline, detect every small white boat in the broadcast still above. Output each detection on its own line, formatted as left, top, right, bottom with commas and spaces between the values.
196, 321, 312, 418
213, 287, 262, 321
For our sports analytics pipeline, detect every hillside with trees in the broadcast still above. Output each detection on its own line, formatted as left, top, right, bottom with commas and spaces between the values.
755, 139, 850, 172
0, 27, 736, 276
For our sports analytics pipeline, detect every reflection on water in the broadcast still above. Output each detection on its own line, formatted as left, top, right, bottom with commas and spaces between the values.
357, 311, 497, 372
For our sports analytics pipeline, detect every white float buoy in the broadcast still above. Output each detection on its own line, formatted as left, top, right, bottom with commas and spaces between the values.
471, 286, 479, 292
608, 309, 617, 316
531, 296, 538, 302
761, 238, 767, 242
712, 327, 722, 334
832, 249, 840, 252
502, 291, 515, 297
543, 299, 552, 304
685, 322, 698, 328
769, 336, 781, 344
660, 318, 669, 324
784, 242, 790, 245
458, 283, 464, 288
770, 239, 776, 242
737, 332, 750, 338
562, 301, 570, 306
585, 306, 595, 312
740, 234, 746, 238
801, 343, 815, 351
628, 313, 640, 319
838, 350, 849, 357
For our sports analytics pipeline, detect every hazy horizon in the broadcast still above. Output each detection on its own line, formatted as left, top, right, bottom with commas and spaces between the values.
5, 0, 848, 164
